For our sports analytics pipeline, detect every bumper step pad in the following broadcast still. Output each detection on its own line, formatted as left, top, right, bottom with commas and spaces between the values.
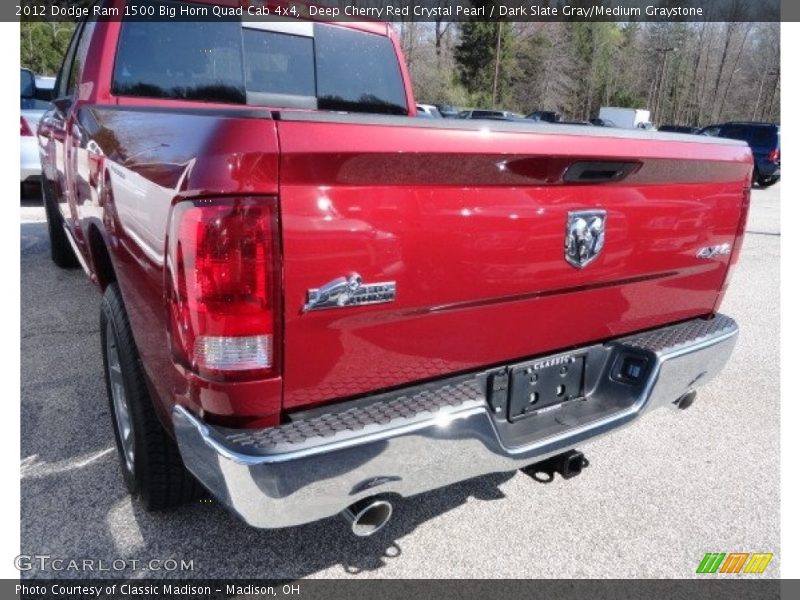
618, 314, 737, 353
217, 315, 735, 456
221, 379, 484, 453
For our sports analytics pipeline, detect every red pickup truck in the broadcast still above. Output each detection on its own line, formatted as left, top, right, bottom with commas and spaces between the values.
39, 1, 750, 536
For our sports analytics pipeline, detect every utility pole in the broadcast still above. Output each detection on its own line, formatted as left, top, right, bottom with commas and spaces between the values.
492, 22, 503, 108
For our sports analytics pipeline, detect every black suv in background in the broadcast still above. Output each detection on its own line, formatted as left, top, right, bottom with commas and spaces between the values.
526, 110, 560, 122
700, 122, 780, 187
659, 125, 701, 134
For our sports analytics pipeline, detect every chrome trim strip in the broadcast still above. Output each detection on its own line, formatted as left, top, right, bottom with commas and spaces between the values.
242, 20, 314, 37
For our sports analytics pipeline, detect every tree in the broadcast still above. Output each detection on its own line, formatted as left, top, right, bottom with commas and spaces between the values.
20, 22, 76, 76
454, 12, 516, 108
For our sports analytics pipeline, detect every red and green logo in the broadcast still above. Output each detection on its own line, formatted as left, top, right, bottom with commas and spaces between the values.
696, 552, 773, 574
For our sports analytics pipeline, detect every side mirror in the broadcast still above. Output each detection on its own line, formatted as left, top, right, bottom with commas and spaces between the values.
52, 97, 72, 113
20, 68, 35, 99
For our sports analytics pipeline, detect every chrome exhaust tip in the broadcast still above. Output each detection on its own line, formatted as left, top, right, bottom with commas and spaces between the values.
342, 498, 393, 537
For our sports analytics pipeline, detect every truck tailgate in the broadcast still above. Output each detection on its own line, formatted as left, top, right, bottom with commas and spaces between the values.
276, 116, 751, 410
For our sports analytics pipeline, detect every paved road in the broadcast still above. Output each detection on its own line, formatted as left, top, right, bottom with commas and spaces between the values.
20, 184, 780, 579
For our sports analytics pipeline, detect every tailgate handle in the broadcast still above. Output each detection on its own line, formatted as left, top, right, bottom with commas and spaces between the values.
563, 161, 640, 183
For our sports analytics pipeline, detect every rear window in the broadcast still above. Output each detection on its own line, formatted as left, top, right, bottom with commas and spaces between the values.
112, 3, 407, 115
749, 127, 779, 147
718, 125, 752, 143
243, 28, 314, 98
471, 111, 503, 119
114, 18, 246, 104
719, 124, 778, 147
314, 24, 407, 114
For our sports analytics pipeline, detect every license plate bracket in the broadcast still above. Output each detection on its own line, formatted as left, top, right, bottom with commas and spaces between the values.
507, 354, 585, 421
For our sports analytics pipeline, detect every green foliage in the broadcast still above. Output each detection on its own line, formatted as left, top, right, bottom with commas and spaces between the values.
418, 76, 472, 107
454, 9, 517, 108
447, 20, 779, 123
20, 22, 76, 77
606, 90, 642, 109
454, 21, 495, 105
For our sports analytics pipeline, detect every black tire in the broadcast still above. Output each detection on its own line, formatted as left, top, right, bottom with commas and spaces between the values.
101, 283, 203, 510
751, 167, 760, 188
42, 184, 79, 269
757, 175, 779, 188
21, 181, 39, 199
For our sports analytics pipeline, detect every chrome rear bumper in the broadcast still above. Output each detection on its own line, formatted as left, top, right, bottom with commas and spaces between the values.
173, 314, 738, 529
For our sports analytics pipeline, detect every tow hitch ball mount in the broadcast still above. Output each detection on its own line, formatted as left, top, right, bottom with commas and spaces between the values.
521, 449, 588, 483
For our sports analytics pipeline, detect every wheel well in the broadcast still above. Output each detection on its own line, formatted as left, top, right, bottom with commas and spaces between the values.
88, 226, 116, 290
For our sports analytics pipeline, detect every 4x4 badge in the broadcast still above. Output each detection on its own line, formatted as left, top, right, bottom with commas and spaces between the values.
565, 210, 606, 269
303, 273, 396, 313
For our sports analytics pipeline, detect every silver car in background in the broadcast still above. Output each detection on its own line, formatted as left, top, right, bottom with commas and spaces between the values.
416, 103, 443, 118
21, 68, 55, 192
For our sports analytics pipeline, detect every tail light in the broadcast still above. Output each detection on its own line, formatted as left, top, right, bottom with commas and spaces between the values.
767, 148, 780, 162
20, 116, 33, 137
166, 197, 280, 381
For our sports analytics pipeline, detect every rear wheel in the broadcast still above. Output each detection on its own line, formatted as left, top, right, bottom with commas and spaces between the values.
751, 167, 760, 188
101, 283, 202, 510
42, 184, 79, 269
21, 180, 39, 199
757, 174, 779, 188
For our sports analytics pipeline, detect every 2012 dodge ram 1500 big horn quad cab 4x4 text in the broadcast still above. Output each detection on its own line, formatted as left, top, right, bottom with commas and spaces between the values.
38, 0, 749, 535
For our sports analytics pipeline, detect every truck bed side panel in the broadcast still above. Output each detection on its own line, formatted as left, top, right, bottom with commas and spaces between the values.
79, 105, 282, 422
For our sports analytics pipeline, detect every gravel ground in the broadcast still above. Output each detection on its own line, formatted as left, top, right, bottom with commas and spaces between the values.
20, 184, 780, 579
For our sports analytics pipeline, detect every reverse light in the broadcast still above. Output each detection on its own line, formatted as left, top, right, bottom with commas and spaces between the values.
166, 198, 280, 380
20, 116, 33, 137
193, 334, 272, 372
